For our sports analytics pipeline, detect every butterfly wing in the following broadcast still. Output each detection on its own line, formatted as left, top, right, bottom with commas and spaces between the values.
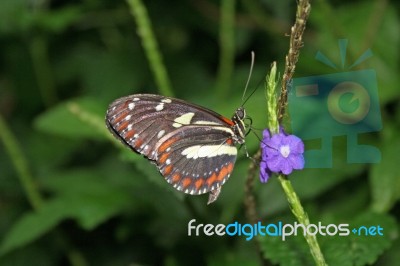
154, 124, 237, 202
106, 94, 238, 203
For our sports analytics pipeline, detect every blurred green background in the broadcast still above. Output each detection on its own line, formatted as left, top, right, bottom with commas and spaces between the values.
0, 0, 399, 265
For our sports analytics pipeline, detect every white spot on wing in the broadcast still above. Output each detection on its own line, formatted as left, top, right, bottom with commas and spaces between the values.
125, 114, 132, 121
172, 112, 195, 128
161, 98, 172, 103
166, 159, 171, 165
133, 98, 140, 101
155, 103, 164, 111
194, 121, 221, 125
181, 145, 237, 159
157, 130, 165, 138
127, 124, 132, 130
128, 103, 135, 110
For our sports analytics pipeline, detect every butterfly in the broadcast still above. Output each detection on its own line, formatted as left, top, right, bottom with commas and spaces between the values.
105, 95, 248, 204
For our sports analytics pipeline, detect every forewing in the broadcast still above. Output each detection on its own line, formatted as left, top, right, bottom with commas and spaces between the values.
105, 94, 234, 161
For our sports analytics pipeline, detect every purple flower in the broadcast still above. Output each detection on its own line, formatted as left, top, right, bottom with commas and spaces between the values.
259, 160, 271, 183
260, 128, 305, 182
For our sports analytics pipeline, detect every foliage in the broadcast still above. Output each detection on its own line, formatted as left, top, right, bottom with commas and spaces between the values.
0, 0, 399, 265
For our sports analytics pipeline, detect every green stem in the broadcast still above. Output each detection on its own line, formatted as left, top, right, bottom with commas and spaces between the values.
216, 0, 236, 98
277, 0, 310, 122
266, 62, 279, 134
126, 0, 174, 96
0, 115, 43, 210
278, 175, 327, 266
265, 63, 326, 266
0, 115, 88, 266
67, 102, 122, 148
67, 102, 110, 138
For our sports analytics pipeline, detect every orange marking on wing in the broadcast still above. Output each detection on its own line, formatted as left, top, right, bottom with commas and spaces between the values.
227, 162, 234, 172
134, 138, 143, 149
164, 165, 173, 175
117, 120, 130, 131
124, 130, 135, 139
217, 163, 234, 181
113, 111, 129, 124
226, 138, 233, 145
172, 173, 181, 183
159, 153, 169, 164
206, 172, 217, 187
182, 177, 192, 189
220, 116, 234, 126
123, 101, 132, 108
158, 137, 177, 153
194, 179, 204, 190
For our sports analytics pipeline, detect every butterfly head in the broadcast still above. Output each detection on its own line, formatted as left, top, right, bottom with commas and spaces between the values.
231, 107, 247, 145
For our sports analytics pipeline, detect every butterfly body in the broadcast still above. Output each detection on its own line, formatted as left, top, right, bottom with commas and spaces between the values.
106, 94, 246, 204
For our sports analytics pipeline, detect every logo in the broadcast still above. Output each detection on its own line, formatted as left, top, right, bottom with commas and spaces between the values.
187, 219, 384, 241
288, 39, 382, 168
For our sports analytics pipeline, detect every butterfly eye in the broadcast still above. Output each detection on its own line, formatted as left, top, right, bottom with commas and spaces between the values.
235, 107, 246, 120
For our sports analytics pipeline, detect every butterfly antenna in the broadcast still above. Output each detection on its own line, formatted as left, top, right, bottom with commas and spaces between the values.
251, 129, 277, 151
241, 51, 255, 106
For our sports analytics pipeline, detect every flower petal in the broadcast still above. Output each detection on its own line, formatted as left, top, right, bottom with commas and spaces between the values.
288, 135, 304, 154
266, 147, 279, 158
259, 161, 270, 183
261, 129, 271, 149
269, 134, 284, 149
288, 154, 305, 170
280, 160, 294, 175
263, 129, 271, 139
266, 155, 285, 172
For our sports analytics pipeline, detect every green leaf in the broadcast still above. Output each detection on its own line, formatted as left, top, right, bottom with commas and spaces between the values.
41, 170, 133, 229
259, 227, 314, 266
0, 0, 28, 34
34, 97, 109, 140
0, 199, 71, 255
0, 1, 82, 34
34, 6, 82, 33
370, 126, 400, 212
1, 170, 132, 255
322, 212, 397, 266
207, 240, 261, 266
